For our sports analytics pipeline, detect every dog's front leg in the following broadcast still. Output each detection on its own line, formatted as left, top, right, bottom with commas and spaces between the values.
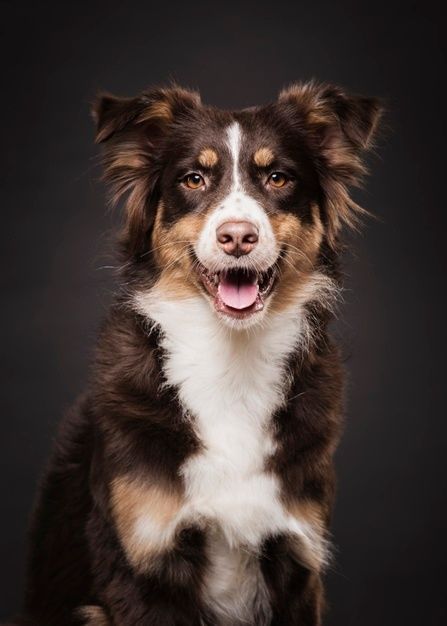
86, 506, 208, 626
260, 534, 324, 626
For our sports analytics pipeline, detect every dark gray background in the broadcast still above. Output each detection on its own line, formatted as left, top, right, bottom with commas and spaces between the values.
1, 0, 446, 623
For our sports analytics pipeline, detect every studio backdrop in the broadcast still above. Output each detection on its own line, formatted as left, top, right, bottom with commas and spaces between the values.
1, 1, 446, 624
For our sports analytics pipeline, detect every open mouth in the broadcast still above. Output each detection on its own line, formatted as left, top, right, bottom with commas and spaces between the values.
197, 263, 277, 319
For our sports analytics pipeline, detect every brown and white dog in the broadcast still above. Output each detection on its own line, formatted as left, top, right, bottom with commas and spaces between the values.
16, 82, 382, 626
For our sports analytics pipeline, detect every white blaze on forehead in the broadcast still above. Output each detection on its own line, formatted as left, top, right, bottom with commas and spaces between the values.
226, 121, 242, 192
194, 121, 279, 274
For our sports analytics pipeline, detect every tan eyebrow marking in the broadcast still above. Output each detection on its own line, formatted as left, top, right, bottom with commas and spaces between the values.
254, 147, 275, 167
198, 148, 219, 168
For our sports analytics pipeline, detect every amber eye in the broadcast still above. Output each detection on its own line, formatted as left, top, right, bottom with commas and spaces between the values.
267, 172, 288, 188
183, 173, 205, 189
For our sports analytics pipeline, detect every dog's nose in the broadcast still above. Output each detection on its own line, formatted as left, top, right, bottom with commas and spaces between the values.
216, 221, 259, 257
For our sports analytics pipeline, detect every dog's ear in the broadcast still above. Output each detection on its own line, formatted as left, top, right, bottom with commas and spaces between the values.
278, 82, 383, 246
92, 86, 201, 254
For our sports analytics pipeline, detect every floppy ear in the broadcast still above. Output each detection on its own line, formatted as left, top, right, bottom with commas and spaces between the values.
278, 82, 383, 246
92, 86, 201, 254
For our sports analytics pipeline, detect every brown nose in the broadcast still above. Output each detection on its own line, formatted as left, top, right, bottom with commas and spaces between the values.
216, 221, 259, 257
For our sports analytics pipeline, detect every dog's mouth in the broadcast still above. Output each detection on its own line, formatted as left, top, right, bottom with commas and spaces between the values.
197, 263, 277, 319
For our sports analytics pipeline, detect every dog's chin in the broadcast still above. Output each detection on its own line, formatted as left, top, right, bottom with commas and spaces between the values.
194, 260, 278, 329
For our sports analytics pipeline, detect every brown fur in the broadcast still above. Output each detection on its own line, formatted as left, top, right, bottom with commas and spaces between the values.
14, 81, 382, 626
279, 81, 381, 246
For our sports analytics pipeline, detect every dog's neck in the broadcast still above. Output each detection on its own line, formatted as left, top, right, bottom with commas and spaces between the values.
134, 286, 314, 424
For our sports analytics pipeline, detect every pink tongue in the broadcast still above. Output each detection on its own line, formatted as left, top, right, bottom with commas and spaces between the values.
218, 274, 259, 310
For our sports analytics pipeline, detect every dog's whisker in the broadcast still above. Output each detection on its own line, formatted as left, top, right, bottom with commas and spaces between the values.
139, 240, 193, 258
278, 241, 314, 266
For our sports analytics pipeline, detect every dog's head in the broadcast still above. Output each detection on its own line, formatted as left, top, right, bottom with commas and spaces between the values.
93, 83, 381, 329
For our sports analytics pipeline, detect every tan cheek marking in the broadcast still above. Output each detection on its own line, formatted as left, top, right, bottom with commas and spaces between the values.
111, 476, 184, 571
151, 201, 209, 299
198, 148, 218, 168
253, 147, 274, 168
269, 207, 324, 313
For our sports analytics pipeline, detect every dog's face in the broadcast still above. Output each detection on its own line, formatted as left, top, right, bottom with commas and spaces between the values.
94, 83, 381, 328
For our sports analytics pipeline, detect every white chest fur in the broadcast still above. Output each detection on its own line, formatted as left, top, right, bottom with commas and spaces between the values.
138, 294, 305, 534
134, 292, 316, 621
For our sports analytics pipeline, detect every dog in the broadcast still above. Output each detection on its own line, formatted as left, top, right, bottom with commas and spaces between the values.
14, 81, 382, 625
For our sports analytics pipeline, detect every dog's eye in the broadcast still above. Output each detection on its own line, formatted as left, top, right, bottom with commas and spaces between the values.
267, 172, 288, 188
183, 173, 205, 190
